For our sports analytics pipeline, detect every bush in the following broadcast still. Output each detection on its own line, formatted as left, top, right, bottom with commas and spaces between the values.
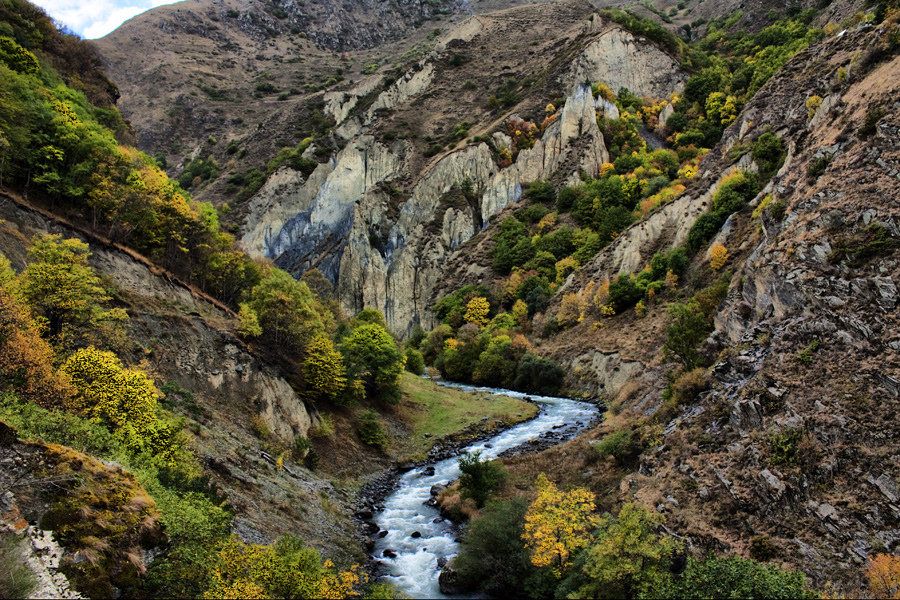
404, 347, 425, 375
664, 301, 710, 369
659, 556, 814, 599
356, 409, 388, 450
341, 322, 404, 403
751, 132, 785, 177
458, 451, 507, 507
472, 336, 517, 388
61, 347, 168, 453
517, 276, 552, 316
492, 218, 533, 275
452, 499, 539, 597
591, 428, 641, 464
556, 186, 583, 212
524, 180, 556, 204
607, 275, 643, 312
534, 226, 575, 260
434, 285, 489, 328
512, 353, 564, 396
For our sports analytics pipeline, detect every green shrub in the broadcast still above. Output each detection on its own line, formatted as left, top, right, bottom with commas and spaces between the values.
591, 428, 641, 464
341, 322, 405, 403
768, 428, 803, 465
751, 132, 785, 177
512, 353, 564, 396
517, 276, 552, 316
607, 275, 643, 312
178, 157, 218, 189
492, 218, 533, 274
664, 301, 710, 369
404, 347, 425, 375
556, 186, 583, 212
451, 499, 541, 597
458, 451, 507, 507
659, 556, 815, 599
516, 202, 551, 224
356, 409, 388, 450
534, 226, 575, 260
524, 180, 556, 204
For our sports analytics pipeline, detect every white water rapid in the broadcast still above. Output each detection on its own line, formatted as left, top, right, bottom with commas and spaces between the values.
372, 382, 599, 598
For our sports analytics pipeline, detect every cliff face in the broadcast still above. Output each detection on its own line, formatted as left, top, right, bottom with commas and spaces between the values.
238, 8, 685, 335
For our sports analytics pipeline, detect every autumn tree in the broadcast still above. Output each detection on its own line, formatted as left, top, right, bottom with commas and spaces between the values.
522, 473, 600, 575
237, 303, 262, 337
867, 554, 900, 599
709, 243, 729, 270
568, 503, 679, 598
60, 347, 163, 451
512, 299, 529, 327
464, 296, 491, 327
341, 322, 404, 402
244, 267, 332, 353
18, 234, 125, 343
0, 286, 74, 406
302, 333, 347, 402
202, 535, 367, 599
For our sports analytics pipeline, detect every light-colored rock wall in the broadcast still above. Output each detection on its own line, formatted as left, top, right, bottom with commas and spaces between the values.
566, 26, 685, 98
239, 22, 694, 335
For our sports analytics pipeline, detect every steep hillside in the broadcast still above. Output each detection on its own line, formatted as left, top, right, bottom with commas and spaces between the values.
438, 13, 899, 593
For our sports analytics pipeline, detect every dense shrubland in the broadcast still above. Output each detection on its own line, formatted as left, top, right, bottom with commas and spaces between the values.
450, 473, 820, 599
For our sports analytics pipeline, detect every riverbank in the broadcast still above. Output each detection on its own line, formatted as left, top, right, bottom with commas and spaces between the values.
367, 385, 600, 598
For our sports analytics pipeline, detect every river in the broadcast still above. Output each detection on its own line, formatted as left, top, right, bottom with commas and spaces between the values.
372, 381, 600, 598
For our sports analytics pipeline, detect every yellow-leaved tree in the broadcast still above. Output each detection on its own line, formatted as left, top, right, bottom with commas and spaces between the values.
511, 299, 529, 327
522, 473, 600, 575
867, 553, 900, 599
18, 234, 126, 344
302, 333, 347, 401
59, 346, 180, 460
464, 296, 491, 327
202, 536, 367, 599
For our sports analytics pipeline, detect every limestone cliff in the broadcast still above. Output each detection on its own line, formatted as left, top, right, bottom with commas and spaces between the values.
238, 8, 686, 335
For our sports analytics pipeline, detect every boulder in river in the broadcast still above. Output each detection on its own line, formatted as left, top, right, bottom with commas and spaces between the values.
422, 466, 436, 477
383, 549, 398, 558
377, 530, 388, 538
411, 531, 422, 539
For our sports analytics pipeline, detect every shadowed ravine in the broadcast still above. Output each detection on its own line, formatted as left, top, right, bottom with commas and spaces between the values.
373, 382, 599, 598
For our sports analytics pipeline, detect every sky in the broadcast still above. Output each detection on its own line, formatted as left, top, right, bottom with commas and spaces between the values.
32, 0, 180, 39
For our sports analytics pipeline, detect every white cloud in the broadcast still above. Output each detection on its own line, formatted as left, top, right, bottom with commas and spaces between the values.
31, 0, 179, 39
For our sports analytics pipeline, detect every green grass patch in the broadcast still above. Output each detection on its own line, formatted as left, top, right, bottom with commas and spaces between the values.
392, 373, 538, 462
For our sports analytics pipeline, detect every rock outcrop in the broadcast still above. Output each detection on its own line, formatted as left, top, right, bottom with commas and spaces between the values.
237, 10, 688, 335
